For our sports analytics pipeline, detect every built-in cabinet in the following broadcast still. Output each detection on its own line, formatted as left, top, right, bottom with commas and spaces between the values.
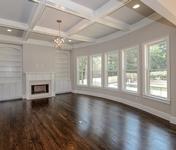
0, 44, 22, 101
0, 44, 71, 101
55, 50, 71, 94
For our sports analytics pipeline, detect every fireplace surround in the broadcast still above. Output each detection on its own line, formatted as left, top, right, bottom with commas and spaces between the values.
24, 72, 55, 100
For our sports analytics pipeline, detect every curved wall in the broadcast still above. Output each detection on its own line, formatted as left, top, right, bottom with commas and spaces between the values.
71, 19, 176, 124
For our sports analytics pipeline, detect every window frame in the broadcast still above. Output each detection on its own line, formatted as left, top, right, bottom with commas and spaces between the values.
104, 50, 119, 90
143, 37, 170, 103
76, 56, 88, 86
122, 46, 140, 94
90, 54, 103, 88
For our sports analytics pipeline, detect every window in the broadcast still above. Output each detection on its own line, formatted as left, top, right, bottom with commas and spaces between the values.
90, 55, 102, 87
77, 56, 88, 85
105, 51, 119, 89
122, 47, 139, 92
144, 38, 168, 99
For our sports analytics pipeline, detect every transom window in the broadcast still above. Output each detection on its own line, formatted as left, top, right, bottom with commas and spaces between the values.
144, 38, 168, 99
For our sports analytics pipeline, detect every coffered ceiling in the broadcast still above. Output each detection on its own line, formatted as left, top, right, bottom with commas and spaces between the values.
0, 0, 175, 49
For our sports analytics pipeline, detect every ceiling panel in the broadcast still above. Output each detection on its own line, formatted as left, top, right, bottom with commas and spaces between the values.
109, 0, 154, 25
0, 26, 24, 37
77, 23, 118, 39
37, 7, 83, 31
71, 0, 109, 10
0, 0, 37, 23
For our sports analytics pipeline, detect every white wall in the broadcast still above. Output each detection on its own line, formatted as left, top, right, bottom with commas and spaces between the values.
71, 19, 176, 121
23, 44, 56, 72
23, 44, 71, 94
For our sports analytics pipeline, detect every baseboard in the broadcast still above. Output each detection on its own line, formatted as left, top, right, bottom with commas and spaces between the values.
0, 97, 23, 102
56, 90, 72, 95
72, 89, 175, 124
170, 116, 176, 124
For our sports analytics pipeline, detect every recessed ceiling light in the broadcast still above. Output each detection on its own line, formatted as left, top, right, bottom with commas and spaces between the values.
133, 4, 140, 9
7, 29, 12, 32
68, 39, 72, 42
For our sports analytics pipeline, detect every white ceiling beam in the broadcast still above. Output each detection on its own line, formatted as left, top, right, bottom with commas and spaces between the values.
74, 13, 162, 49
33, 26, 95, 42
65, 0, 130, 35
0, 33, 72, 50
67, 19, 93, 35
33, 26, 66, 36
23, 0, 46, 40
70, 35, 95, 42
46, 0, 93, 19
0, 18, 28, 30
141, 0, 176, 25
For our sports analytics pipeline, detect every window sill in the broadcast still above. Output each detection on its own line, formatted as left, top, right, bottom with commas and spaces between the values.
122, 89, 140, 96
103, 87, 119, 92
76, 84, 89, 88
143, 95, 170, 104
89, 85, 102, 89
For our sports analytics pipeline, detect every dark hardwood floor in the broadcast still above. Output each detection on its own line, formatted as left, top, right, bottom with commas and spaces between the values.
0, 93, 176, 150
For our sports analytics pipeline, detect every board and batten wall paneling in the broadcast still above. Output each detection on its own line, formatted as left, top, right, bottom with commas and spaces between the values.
55, 50, 71, 94
0, 44, 22, 101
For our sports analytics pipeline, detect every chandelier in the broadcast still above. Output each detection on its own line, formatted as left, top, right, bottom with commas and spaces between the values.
54, 20, 64, 48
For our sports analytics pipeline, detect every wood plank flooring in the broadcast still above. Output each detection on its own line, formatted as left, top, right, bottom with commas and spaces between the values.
0, 93, 176, 150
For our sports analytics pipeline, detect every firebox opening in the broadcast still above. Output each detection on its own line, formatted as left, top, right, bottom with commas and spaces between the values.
31, 84, 49, 95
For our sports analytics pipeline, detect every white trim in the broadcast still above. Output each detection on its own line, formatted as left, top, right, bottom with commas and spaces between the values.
104, 50, 119, 89
23, 0, 46, 40
122, 90, 140, 97
143, 95, 170, 104
141, 0, 176, 26
170, 116, 176, 125
0, 12, 161, 50
89, 54, 103, 87
121, 45, 139, 94
103, 87, 119, 92
0, 18, 28, 30
55, 90, 72, 95
143, 37, 170, 102
76, 56, 88, 86
72, 89, 176, 124
0, 97, 23, 102
74, 13, 161, 49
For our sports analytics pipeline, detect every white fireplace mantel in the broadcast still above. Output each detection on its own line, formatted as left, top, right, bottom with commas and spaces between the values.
24, 72, 55, 100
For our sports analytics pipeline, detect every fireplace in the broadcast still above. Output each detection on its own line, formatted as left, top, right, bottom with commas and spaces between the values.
24, 72, 55, 100
31, 84, 49, 95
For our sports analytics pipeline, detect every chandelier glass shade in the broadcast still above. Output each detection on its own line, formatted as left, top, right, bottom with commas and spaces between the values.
54, 20, 64, 48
